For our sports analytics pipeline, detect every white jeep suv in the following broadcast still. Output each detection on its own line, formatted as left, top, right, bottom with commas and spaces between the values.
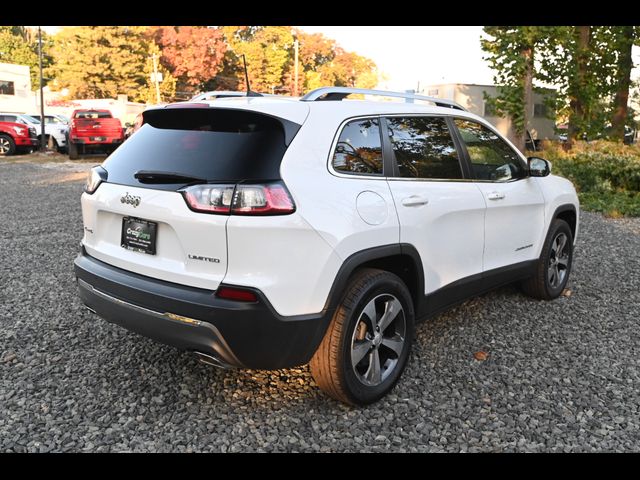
75, 87, 579, 405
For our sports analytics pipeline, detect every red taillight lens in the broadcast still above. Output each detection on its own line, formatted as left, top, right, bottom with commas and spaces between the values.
181, 182, 295, 216
216, 286, 258, 302
231, 182, 296, 215
182, 184, 235, 213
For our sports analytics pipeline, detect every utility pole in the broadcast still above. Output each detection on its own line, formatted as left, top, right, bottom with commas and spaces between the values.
38, 26, 45, 152
152, 53, 161, 104
293, 38, 299, 97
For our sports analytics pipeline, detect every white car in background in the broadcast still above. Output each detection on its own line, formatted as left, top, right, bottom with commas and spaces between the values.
26, 114, 69, 152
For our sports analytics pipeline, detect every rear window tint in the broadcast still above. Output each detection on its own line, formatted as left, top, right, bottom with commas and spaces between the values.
332, 118, 383, 175
102, 108, 297, 191
75, 111, 112, 119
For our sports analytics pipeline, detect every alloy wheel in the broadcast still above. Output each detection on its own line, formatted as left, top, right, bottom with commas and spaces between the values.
548, 232, 570, 289
0, 138, 10, 154
350, 294, 406, 387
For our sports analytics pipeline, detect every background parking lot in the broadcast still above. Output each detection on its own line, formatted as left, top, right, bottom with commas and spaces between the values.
1, 159, 640, 452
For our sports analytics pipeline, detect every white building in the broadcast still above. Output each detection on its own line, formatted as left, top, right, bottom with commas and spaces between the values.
0, 62, 34, 113
420, 83, 557, 144
0, 62, 146, 124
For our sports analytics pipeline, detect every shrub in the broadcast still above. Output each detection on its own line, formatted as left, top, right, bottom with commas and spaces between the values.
532, 141, 640, 217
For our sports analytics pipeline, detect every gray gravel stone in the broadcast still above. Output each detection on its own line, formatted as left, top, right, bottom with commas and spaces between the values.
1, 160, 640, 452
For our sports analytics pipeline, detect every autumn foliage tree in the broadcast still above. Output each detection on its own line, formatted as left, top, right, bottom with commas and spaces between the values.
220, 26, 378, 95
150, 26, 227, 97
47, 26, 174, 102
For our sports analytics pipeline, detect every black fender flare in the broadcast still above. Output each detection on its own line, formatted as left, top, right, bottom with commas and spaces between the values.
320, 242, 425, 320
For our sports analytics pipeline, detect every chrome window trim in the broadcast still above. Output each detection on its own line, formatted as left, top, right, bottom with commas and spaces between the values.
327, 112, 530, 184
327, 114, 386, 180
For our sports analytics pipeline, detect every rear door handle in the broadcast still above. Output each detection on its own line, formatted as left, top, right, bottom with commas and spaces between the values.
401, 195, 429, 207
487, 192, 506, 201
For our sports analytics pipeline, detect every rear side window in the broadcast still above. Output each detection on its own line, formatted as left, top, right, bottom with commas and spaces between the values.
75, 111, 112, 119
102, 108, 297, 191
387, 116, 462, 180
332, 118, 383, 175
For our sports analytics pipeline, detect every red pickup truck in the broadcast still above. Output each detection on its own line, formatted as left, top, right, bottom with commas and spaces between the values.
0, 121, 39, 156
68, 109, 124, 159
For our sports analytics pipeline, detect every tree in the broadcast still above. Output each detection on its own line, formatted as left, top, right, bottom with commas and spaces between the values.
481, 26, 545, 152
610, 26, 637, 141
0, 26, 43, 88
143, 42, 176, 104
150, 26, 227, 97
47, 26, 164, 103
536, 26, 619, 145
220, 27, 378, 96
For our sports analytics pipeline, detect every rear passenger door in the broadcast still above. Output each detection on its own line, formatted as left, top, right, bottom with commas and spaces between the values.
451, 118, 546, 272
384, 115, 486, 297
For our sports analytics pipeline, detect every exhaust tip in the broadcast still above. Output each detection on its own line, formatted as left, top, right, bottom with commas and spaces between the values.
193, 351, 232, 369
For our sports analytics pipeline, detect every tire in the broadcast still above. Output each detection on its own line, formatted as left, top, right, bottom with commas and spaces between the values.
521, 219, 573, 300
309, 268, 415, 405
47, 136, 58, 151
68, 142, 79, 160
0, 134, 16, 156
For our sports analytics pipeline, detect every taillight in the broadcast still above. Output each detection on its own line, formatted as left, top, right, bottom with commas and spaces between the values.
182, 184, 235, 214
84, 166, 107, 194
181, 181, 296, 216
216, 286, 258, 302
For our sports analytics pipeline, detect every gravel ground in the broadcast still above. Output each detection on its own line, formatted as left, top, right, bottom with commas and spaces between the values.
1, 160, 640, 453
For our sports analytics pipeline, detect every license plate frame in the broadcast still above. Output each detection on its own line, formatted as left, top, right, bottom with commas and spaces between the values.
121, 217, 157, 255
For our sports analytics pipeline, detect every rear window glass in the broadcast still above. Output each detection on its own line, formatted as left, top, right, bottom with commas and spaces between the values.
332, 118, 383, 175
102, 108, 296, 190
75, 111, 112, 119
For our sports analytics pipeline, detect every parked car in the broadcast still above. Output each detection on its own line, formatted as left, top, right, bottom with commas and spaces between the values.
68, 109, 124, 159
0, 120, 39, 155
0, 112, 67, 153
30, 113, 70, 127
557, 124, 637, 144
74, 87, 579, 405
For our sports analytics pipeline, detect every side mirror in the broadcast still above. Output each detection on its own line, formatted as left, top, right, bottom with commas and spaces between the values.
528, 157, 551, 177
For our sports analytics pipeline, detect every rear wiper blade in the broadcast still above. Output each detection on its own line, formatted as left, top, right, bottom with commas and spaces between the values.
134, 170, 208, 184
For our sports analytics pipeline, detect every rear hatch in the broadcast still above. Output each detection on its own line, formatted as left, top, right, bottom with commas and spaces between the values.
73, 112, 122, 139
80, 105, 302, 290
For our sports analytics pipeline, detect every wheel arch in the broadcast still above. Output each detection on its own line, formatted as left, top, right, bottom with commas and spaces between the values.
323, 244, 425, 319
551, 204, 577, 241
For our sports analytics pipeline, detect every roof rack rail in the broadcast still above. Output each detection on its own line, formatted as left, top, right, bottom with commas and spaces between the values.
299, 87, 466, 111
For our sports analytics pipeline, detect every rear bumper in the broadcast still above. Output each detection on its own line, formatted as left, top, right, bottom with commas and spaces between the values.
71, 137, 123, 145
74, 250, 331, 369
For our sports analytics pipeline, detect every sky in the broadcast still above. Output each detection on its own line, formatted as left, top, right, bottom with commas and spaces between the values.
298, 26, 497, 90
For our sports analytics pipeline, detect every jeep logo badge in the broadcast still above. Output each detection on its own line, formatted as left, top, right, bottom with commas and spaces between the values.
121, 192, 141, 207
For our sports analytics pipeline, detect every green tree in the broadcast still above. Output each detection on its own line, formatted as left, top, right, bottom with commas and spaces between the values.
0, 26, 45, 88
47, 26, 160, 102
610, 26, 638, 141
481, 26, 546, 152
536, 26, 618, 144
